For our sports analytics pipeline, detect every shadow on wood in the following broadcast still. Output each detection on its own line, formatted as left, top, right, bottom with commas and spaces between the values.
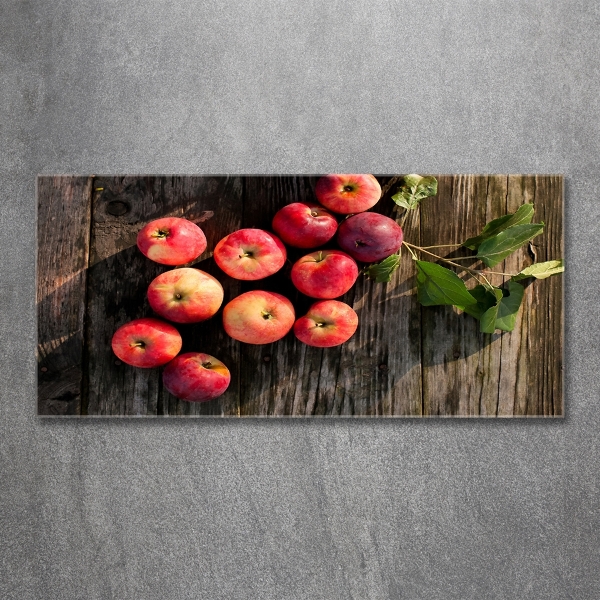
37, 175, 563, 417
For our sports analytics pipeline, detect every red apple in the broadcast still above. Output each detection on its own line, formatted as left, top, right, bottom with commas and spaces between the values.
222, 290, 295, 344
137, 217, 207, 265
163, 352, 230, 402
315, 174, 381, 214
337, 212, 403, 263
111, 317, 182, 368
271, 202, 338, 248
147, 267, 224, 324
213, 228, 287, 280
291, 250, 358, 299
294, 301, 358, 347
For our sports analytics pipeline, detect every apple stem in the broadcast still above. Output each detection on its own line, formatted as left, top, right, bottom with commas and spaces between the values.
131, 341, 146, 348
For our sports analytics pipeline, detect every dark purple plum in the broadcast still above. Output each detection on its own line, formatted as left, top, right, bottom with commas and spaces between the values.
337, 213, 403, 263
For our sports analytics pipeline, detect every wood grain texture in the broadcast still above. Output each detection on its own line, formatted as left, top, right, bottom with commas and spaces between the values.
36, 175, 564, 417
322, 177, 423, 417
419, 175, 563, 417
420, 175, 506, 416
37, 176, 92, 415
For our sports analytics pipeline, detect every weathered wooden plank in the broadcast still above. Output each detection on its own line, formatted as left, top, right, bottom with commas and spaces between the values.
420, 175, 506, 416
524, 175, 563, 416
326, 176, 423, 416
497, 175, 537, 416
239, 176, 320, 416
178, 178, 243, 417
85, 176, 243, 416
476, 175, 511, 416
37, 176, 92, 416
419, 175, 563, 417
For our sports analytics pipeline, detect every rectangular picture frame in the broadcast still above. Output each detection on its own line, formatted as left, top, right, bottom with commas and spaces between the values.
36, 174, 564, 417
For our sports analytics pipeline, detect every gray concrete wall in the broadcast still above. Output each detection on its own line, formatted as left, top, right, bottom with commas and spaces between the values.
1, 1, 597, 598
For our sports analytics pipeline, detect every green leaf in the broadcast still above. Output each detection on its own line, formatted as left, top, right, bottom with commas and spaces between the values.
512, 259, 564, 281
416, 175, 438, 197
480, 281, 525, 333
415, 261, 477, 307
364, 254, 402, 283
462, 203, 535, 250
477, 223, 544, 267
402, 174, 423, 188
459, 285, 503, 320
391, 174, 438, 211
391, 189, 417, 210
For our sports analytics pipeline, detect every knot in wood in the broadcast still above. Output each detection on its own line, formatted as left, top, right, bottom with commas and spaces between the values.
106, 200, 130, 216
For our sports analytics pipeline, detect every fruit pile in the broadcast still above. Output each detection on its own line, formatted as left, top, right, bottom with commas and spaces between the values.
111, 174, 402, 403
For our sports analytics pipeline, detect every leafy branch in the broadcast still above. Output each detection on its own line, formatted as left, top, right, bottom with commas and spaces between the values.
392, 174, 438, 227
392, 174, 438, 211
364, 175, 564, 333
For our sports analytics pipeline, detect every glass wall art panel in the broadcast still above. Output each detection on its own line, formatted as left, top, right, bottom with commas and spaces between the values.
36, 174, 564, 417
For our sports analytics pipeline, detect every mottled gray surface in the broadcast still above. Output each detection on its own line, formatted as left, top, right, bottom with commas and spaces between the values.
1, 0, 598, 598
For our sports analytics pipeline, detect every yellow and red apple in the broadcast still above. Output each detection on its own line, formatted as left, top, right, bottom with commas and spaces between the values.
337, 212, 403, 263
147, 267, 224, 324
111, 317, 182, 367
271, 202, 338, 248
222, 290, 295, 344
291, 250, 358, 299
163, 352, 231, 402
293, 300, 358, 347
137, 217, 207, 265
315, 174, 381, 214
214, 228, 287, 280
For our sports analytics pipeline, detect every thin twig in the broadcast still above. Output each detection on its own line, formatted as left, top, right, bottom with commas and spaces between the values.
403, 242, 515, 278
403, 243, 418, 261
481, 270, 514, 277
404, 242, 480, 274
444, 255, 480, 262
419, 243, 462, 250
